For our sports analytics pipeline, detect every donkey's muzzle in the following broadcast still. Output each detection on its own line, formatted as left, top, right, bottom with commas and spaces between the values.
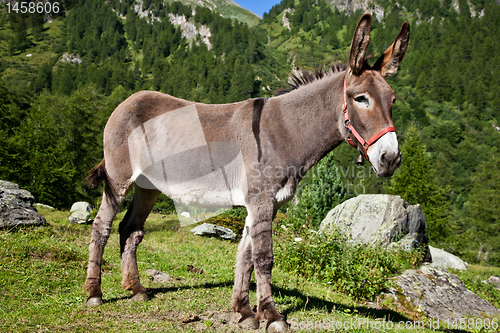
378, 150, 401, 177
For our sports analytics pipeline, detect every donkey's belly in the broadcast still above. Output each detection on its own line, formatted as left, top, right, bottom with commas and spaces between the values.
134, 150, 248, 207
127, 104, 247, 208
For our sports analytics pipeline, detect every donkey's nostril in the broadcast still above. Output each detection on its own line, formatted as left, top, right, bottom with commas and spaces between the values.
380, 152, 387, 165
380, 151, 400, 168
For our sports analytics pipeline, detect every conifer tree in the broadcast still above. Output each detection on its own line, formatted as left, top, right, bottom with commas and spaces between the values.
465, 152, 500, 265
386, 124, 450, 243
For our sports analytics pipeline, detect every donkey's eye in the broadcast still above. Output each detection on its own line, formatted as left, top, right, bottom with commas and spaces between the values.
354, 95, 369, 106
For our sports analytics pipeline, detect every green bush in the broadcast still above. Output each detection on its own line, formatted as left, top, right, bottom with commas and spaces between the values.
274, 217, 424, 300
153, 194, 176, 214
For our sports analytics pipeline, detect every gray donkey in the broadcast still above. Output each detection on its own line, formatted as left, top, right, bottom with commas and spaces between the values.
85, 14, 409, 332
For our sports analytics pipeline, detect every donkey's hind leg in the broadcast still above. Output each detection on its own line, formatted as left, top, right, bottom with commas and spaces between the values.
232, 221, 259, 329
119, 185, 160, 300
85, 190, 127, 306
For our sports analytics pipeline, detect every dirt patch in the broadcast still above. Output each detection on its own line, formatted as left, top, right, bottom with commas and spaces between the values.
174, 310, 268, 332
105, 309, 270, 332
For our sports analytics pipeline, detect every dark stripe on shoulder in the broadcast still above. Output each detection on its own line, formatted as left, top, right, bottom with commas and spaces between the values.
252, 98, 267, 162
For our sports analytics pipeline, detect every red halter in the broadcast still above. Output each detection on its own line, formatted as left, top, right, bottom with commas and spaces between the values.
342, 76, 396, 162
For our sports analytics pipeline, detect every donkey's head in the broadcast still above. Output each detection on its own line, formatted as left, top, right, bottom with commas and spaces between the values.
343, 14, 409, 177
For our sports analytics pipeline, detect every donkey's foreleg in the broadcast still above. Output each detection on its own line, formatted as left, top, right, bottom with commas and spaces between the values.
249, 205, 288, 331
85, 192, 123, 306
232, 225, 259, 329
119, 186, 160, 301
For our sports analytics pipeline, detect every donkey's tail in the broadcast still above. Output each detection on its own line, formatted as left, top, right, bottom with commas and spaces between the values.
85, 158, 119, 210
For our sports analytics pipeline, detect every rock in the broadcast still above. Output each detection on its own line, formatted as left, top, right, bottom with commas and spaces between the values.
488, 276, 500, 289
68, 211, 92, 224
68, 201, 92, 224
146, 269, 172, 283
319, 195, 429, 258
190, 223, 236, 241
330, 0, 385, 21
60, 53, 81, 64
168, 14, 212, 49
429, 245, 467, 270
180, 212, 191, 218
282, 8, 295, 30
0, 180, 47, 228
70, 201, 92, 213
34, 203, 55, 210
386, 265, 500, 320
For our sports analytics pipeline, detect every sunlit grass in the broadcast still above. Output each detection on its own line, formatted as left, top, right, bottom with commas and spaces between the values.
0, 208, 497, 332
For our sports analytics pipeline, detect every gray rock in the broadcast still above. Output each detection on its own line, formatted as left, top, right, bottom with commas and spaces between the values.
386, 265, 500, 320
146, 269, 172, 283
190, 223, 236, 241
34, 203, 55, 210
68, 201, 92, 224
0, 180, 47, 228
68, 210, 92, 224
488, 276, 500, 289
70, 201, 92, 213
429, 245, 467, 270
319, 195, 429, 257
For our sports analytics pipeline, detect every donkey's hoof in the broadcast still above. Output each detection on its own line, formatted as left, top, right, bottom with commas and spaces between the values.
267, 320, 288, 332
86, 297, 103, 306
238, 316, 260, 330
130, 292, 149, 302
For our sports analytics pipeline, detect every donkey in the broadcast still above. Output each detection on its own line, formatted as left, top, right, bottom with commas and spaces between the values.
84, 14, 409, 332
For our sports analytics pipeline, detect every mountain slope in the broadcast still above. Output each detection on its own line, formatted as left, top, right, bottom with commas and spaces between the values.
164, 0, 261, 25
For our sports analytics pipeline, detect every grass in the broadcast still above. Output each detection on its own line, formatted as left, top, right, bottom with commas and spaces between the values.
0, 207, 498, 332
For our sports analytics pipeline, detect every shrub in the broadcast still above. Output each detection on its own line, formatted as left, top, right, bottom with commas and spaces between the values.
274, 217, 424, 300
203, 207, 248, 238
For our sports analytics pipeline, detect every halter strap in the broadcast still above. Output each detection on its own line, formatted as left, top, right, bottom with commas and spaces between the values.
342, 76, 396, 162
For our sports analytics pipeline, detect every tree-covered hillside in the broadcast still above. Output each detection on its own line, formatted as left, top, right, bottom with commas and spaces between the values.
0, 0, 499, 266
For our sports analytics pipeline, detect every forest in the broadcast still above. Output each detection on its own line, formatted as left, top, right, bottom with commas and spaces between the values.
0, 0, 499, 266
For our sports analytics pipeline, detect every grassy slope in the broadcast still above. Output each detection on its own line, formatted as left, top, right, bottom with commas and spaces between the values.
0, 16, 63, 87
261, 11, 350, 70
164, 0, 261, 26
1, 208, 498, 332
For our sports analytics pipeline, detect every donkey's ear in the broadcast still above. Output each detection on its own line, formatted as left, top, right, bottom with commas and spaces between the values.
373, 21, 410, 77
348, 14, 372, 76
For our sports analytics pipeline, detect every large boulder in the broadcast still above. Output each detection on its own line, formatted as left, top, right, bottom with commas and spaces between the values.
0, 180, 47, 228
386, 265, 500, 320
429, 245, 468, 270
319, 195, 429, 257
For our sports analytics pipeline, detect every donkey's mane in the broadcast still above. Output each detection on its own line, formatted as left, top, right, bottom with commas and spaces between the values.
274, 63, 347, 96
275, 56, 375, 96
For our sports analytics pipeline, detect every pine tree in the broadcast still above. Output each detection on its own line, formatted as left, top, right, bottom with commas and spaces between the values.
465, 152, 500, 265
386, 124, 450, 243
227, 57, 254, 102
